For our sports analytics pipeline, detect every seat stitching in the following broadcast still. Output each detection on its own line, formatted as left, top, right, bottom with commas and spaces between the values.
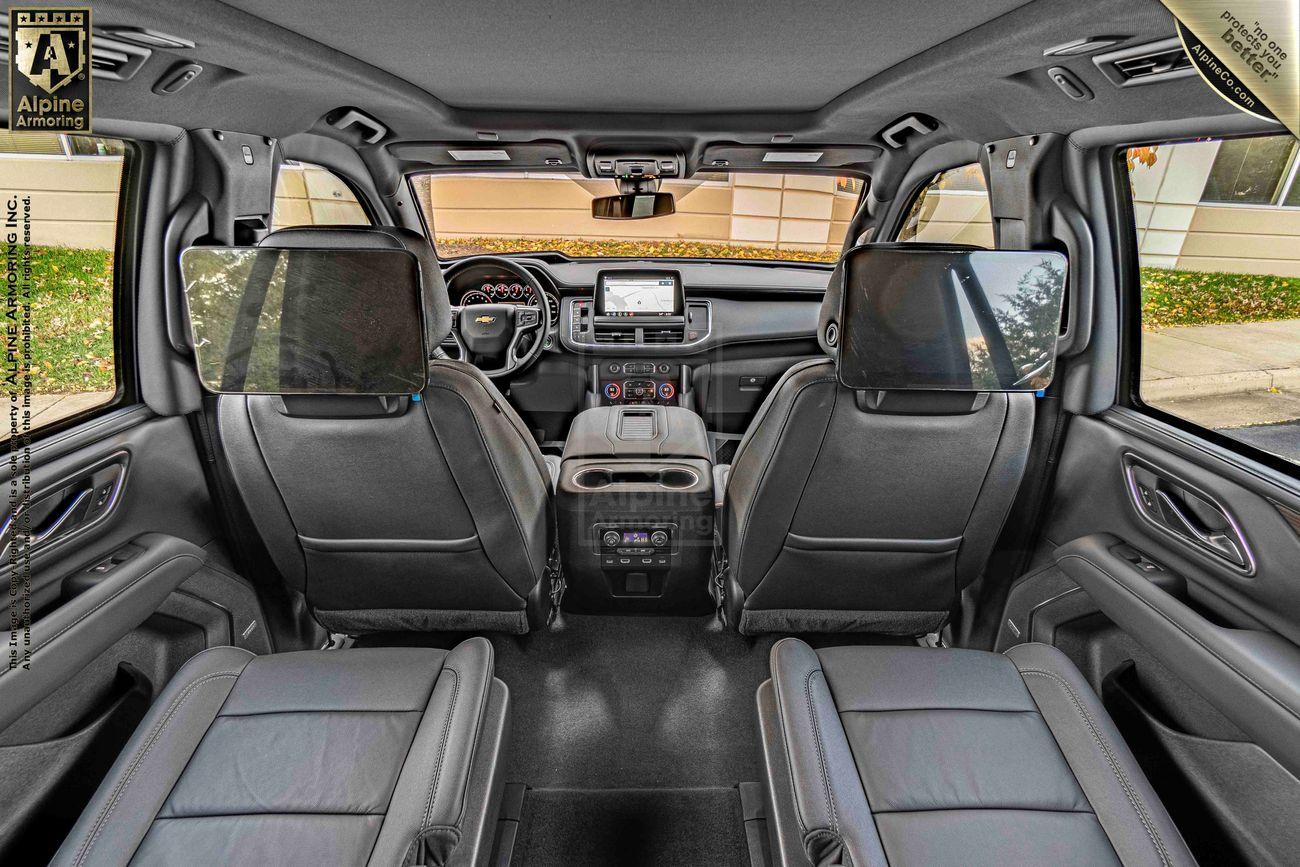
1018, 668, 1172, 867
73, 669, 244, 867
420, 666, 462, 828
769, 642, 810, 837
0, 554, 199, 673
805, 668, 839, 834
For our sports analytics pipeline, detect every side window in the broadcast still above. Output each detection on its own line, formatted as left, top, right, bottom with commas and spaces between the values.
897, 163, 993, 247
1126, 134, 1300, 466
0, 132, 130, 437
272, 161, 370, 229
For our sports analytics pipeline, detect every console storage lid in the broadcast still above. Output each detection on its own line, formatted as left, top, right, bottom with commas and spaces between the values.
562, 405, 711, 460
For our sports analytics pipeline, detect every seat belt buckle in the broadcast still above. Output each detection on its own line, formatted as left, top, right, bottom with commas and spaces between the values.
545, 548, 565, 623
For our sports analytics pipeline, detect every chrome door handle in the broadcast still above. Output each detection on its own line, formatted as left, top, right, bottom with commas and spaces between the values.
1154, 489, 1246, 567
1, 489, 93, 561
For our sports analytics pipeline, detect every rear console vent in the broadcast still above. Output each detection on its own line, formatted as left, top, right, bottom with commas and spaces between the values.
1094, 37, 1194, 87
617, 410, 657, 440
640, 325, 685, 345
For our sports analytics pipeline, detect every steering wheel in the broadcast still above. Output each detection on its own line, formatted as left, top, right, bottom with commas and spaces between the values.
446, 257, 551, 378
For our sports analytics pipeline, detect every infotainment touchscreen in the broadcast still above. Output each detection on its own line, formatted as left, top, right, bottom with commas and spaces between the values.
595, 270, 683, 317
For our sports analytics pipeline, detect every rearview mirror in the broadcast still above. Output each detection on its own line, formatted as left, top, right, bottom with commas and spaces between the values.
591, 192, 676, 220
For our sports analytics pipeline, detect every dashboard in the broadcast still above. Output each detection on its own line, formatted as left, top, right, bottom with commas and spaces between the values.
440, 254, 830, 435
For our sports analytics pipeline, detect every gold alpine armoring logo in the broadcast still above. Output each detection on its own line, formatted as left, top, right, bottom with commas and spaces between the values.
8, 8, 92, 132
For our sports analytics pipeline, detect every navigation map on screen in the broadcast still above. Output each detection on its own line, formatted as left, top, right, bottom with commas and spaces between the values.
601, 275, 678, 316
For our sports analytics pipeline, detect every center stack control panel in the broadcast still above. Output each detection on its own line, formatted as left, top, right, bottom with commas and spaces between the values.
599, 360, 681, 405
596, 524, 674, 570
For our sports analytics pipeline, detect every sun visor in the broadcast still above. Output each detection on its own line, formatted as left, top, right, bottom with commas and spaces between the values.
180, 247, 428, 395
837, 246, 1067, 392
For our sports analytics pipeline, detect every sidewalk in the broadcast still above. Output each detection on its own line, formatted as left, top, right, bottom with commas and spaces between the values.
1141, 319, 1300, 429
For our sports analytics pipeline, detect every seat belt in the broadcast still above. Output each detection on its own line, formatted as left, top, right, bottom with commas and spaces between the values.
964, 384, 1069, 647
187, 396, 259, 579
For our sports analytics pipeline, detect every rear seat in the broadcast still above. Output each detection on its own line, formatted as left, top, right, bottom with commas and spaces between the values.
758, 638, 1193, 866
52, 638, 506, 867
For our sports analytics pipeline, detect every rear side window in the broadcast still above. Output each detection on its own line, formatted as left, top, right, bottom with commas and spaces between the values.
0, 132, 130, 438
1126, 134, 1300, 465
897, 163, 993, 247
272, 161, 370, 229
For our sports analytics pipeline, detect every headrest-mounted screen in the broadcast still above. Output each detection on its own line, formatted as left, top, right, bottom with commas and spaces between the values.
838, 246, 1067, 392
181, 247, 427, 395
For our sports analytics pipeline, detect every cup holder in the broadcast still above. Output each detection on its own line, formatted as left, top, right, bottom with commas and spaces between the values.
573, 468, 614, 489
571, 466, 699, 490
657, 468, 698, 489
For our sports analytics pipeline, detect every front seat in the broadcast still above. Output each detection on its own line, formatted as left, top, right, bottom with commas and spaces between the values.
718, 245, 1035, 635
216, 226, 557, 635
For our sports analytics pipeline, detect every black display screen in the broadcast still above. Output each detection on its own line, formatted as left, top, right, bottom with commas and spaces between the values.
181, 247, 427, 395
595, 269, 683, 316
837, 247, 1067, 392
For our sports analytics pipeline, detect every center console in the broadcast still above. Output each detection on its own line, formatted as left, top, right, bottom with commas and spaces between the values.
557, 405, 714, 613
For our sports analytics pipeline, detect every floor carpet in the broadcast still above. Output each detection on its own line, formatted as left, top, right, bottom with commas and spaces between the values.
488, 613, 778, 788
509, 787, 749, 867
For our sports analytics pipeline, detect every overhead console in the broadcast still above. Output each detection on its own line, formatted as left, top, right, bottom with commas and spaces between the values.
587, 151, 685, 180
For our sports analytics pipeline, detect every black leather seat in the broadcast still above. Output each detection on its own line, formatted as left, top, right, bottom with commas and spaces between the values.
718, 252, 1034, 635
216, 226, 556, 635
758, 638, 1194, 866
52, 638, 507, 867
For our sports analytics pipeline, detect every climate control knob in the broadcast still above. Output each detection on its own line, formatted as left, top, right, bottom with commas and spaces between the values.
650, 530, 669, 547
602, 531, 622, 547
604, 382, 622, 401
657, 381, 676, 401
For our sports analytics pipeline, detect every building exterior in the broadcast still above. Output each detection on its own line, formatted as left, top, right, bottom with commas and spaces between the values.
417, 172, 861, 256
1131, 137, 1300, 278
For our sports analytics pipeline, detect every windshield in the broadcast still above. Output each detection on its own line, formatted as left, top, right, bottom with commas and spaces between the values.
414, 172, 863, 263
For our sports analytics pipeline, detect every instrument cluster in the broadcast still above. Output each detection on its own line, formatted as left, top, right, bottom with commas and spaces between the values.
450, 271, 560, 327
458, 280, 538, 306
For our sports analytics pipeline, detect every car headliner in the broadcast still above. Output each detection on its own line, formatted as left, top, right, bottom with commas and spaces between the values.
79, 0, 1245, 186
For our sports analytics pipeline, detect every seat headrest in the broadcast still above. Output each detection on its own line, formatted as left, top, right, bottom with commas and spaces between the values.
259, 225, 451, 351
830, 242, 1067, 393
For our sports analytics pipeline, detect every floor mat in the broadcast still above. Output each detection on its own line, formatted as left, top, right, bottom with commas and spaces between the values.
510, 787, 749, 867
489, 613, 778, 788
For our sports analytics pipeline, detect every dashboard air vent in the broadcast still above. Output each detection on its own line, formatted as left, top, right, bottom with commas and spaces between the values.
1094, 38, 1194, 88
641, 325, 685, 345
593, 325, 636, 344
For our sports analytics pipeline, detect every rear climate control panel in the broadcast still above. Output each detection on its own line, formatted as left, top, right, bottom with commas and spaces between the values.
595, 524, 674, 570
599, 360, 681, 405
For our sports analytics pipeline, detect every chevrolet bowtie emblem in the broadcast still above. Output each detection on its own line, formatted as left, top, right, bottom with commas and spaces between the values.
474, 315, 497, 324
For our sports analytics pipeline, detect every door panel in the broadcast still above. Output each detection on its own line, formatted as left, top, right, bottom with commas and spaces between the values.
0, 409, 267, 861
1014, 409, 1300, 864
1036, 412, 1300, 642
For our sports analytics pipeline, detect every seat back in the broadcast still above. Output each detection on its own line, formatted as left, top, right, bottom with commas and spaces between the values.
209, 226, 552, 634
723, 245, 1051, 635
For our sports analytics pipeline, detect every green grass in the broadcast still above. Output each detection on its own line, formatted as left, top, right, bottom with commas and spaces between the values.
29, 246, 115, 394
1141, 267, 1300, 329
